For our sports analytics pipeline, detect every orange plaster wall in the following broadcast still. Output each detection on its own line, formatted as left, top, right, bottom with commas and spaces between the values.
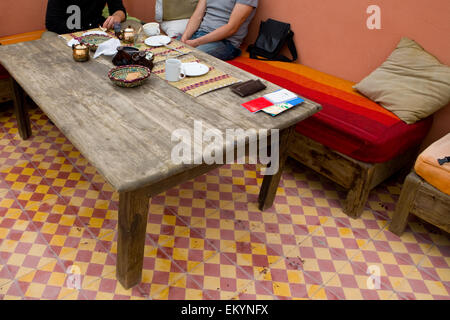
0, 0, 448, 144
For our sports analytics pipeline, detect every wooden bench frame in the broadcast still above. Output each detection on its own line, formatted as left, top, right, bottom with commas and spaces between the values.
0, 77, 13, 103
389, 171, 450, 235
288, 131, 419, 218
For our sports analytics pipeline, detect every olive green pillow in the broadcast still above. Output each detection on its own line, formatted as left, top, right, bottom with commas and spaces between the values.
163, 0, 199, 21
354, 37, 450, 124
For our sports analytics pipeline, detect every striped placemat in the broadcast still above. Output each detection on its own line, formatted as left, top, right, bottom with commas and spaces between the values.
152, 55, 241, 97
60, 29, 240, 97
60, 28, 192, 64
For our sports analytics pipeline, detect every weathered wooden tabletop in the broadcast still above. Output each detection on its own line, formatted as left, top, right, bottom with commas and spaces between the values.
0, 37, 321, 193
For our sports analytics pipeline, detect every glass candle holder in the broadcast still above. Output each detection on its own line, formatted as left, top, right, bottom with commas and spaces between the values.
72, 43, 90, 62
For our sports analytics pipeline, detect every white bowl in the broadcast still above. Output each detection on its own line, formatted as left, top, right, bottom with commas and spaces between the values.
143, 22, 160, 36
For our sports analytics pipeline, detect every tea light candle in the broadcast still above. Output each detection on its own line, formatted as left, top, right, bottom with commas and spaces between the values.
73, 43, 90, 62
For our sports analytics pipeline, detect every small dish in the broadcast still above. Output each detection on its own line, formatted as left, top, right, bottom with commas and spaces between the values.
182, 62, 210, 77
82, 31, 109, 36
78, 34, 112, 51
108, 65, 151, 88
144, 35, 171, 47
121, 46, 140, 55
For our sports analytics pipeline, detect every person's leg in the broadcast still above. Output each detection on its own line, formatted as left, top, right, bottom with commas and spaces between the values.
179, 30, 241, 61
196, 39, 241, 61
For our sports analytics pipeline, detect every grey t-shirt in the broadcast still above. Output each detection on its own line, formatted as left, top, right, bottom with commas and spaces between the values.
198, 0, 258, 48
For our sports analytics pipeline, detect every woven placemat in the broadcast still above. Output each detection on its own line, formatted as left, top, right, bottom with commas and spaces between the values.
152, 55, 241, 97
60, 29, 240, 97
60, 28, 192, 63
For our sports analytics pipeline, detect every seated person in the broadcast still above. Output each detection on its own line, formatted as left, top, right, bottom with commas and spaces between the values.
155, 0, 199, 38
180, 0, 258, 61
45, 0, 127, 35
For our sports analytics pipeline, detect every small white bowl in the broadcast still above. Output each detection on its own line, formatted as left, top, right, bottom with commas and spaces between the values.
143, 22, 160, 36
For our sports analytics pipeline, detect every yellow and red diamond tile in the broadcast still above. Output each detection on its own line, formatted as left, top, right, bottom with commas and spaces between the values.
78, 277, 148, 300
22, 198, 103, 260
250, 261, 322, 298
150, 272, 213, 300
155, 235, 217, 274
0, 132, 29, 172
54, 191, 118, 239
229, 281, 271, 300
76, 239, 152, 300
283, 235, 351, 285
0, 257, 14, 288
0, 163, 60, 209
345, 245, 420, 293
253, 256, 325, 299
139, 242, 192, 299
310, 286, 345, 300
145, 204, 195, 249
28, 108, 50, 124
0, 279, 23, 300
0, 207, 59, 281
173, 277, 215, 300
390, 266, 450, 300
180, 251, 256, 300
321, 261, 397, 300
417, 245, 450, 287
16, 260, 82, 299
368, 227, 434, 267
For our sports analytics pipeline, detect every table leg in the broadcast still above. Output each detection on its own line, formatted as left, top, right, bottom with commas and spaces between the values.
116, 189, 150, 289
11, 79, 32, 140
258, 126, 292, 211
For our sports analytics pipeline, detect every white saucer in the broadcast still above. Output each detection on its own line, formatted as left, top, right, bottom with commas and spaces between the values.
182, 62, 209, 77
82, 31, 108, 36
145, 35, 171, 47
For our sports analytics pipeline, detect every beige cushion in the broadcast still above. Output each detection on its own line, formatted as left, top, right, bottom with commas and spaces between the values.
354, 37, 450, 124
163, 0, 198, 21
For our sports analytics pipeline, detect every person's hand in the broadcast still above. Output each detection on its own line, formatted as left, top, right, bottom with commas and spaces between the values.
185, 39, 200, 47
103, 15, 122, 30
180, 35, 189, 43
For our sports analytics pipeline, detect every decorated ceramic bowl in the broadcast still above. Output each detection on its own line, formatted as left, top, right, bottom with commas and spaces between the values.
78, 34, 112, 51
108, 65, 151, 88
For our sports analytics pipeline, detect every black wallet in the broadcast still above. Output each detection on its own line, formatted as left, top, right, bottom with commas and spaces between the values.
231, 79, 267, 97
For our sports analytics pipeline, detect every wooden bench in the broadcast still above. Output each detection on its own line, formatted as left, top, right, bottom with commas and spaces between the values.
229, 54, 432, 218
389, 171, 450, 235
390, 133, 450, 235
0, 31, 45, 104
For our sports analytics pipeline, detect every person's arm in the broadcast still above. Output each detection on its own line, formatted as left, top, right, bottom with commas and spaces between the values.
103, 0, 127, 29
45, 0, 72, 34
185, 3, 254, 47
180, 0, 207, 43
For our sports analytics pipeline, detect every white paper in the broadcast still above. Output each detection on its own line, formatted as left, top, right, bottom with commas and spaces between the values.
93, 38, 122, 59
264, 89, 298, 104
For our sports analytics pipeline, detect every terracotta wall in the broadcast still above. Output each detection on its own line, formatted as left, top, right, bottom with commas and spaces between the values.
0, 0, 153, 37
0, 0, 448, 144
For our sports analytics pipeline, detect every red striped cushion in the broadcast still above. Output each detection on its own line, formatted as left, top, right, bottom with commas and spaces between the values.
228, 56, 432, 163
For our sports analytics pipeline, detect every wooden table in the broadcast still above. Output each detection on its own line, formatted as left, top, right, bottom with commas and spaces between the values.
0, 37, 321, 288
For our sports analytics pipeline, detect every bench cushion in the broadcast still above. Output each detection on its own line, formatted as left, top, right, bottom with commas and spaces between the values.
414, 133, 450, 195
228, 54, 432, 163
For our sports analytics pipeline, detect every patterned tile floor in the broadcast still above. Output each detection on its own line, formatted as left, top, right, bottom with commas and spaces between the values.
0, 102, 449, 300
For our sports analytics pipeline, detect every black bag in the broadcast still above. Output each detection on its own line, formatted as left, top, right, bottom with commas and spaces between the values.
247, 19, 298, 62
